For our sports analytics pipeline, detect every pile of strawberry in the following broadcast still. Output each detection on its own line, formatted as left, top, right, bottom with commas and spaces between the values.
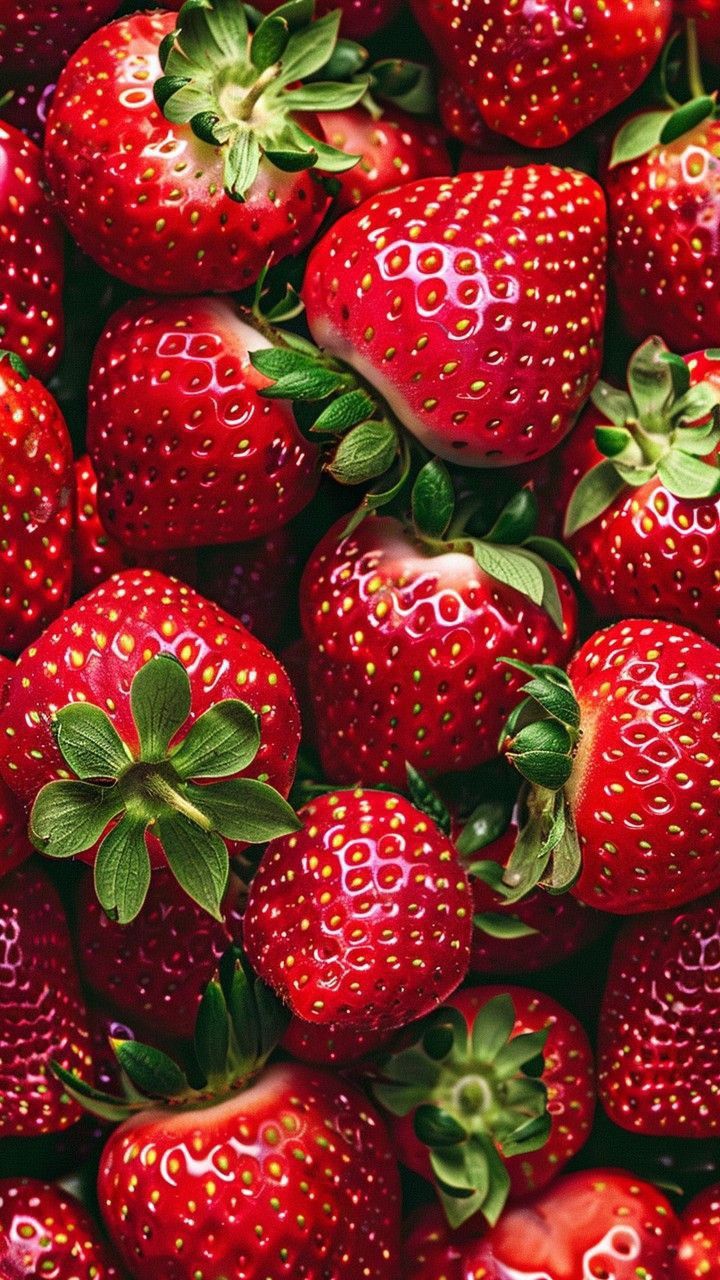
3, 0, 720, 1275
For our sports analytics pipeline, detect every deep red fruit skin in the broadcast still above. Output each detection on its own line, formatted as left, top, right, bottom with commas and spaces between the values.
317, 107, 452, 214
244, 788, 472, 1030
558, 351, 720, 644
438, 77, 488, 148
87, 295, 318, 551
607, 118, 720, 352
403, 1203, 485, 1280
72, 456, 198, 597
43, 12, 330, 294
0, 659, 32, 876
0, 1178, 123, 1278
598, 891, 720, 1139
677, 0, 720, 62
76, 868, 245, 1041
0, 569, 300, 861
0, 861, 92, 1137
282, 1018, 393, 1067
410, 0, 671, 148
566, 619, 720, 914
199, 530, 297, 649
300, 514, 577, 788
0, 122, 64, 381
677, 1183, 720, 1278
468, 826, 607, 975
97, 1064, 401, 1279
303, 169, 607, 467
252, 0, 404, 38
0, 1, 118, 79
0, 356, 74, 656
390, 986, 595, 1201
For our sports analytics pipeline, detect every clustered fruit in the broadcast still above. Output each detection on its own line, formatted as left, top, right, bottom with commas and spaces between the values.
1, 0, 720, 1276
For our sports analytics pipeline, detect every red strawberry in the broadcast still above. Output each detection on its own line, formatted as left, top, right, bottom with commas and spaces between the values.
606, 105, 720, 352
282, 1016, 393, 1067
199, 529, 297, 649
0, 351, 74, 656
87, 296, 318, 552
0, 861, 92, 1138
76, 867, 245, 1041
410, 0, 671, 147
677, 1183, 720, 1278
501, 619, 720, 914
438, 76, 488, 148
244, 787, 472, 1030
677, 0, 720, 63
303, 168, 607, 466
0, 1178, 123, 1278
560, 340, 720, 643
0, 1, 118, 80
59, 959, 401, 1280
253, 0, 404, 39
0, 123, 64, 381
300, 501, 577, 788
0, 568, 300, 923
318, 106, 452, 213
598, 890, 720, 1138
376, 985, 595, 1225
403, 1202, 486, 1279
43, 5, 369, 294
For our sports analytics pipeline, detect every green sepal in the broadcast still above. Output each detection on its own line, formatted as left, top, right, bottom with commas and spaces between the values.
500, 791, 581, 905
112, 1039, 189, 1099
182, 777, 301, 843
473, 912, 538, 940
404, 764, 451, 835
414, 1104, 467, 1147
283, 79, 370, 111
563, 460, 628, 536
470, 993, 516, 1062
412, 459, 455, 538
52, 703, 131, 780
493, 1029, 548, 1078
50, 1063, 137, 1124
131, 655, 192, 761
170, 700, 260, 779
156, 812, 229, 921
30, 782, 125, 859
610, 109, 672, 167
310, 388, 377, 434
500, 1110, 552, 1156
657, 447, 720, 498
261, 364, 348, 400
194, 979, 231, 1084
370, 59, 436, 116
500, 659, 580, 731
328, 418, 398, 485
251, 12, 291, 70
467, 860, 507, 892
660, 95, 715, 146
455, 801, 512, 858
340, 437, 412, 534
94, 816, 152, 925
484, 488, 538, 546
0, 349, 31, 379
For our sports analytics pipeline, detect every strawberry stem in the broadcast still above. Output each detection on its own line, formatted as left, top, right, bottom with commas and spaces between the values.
686, 19, 705, 102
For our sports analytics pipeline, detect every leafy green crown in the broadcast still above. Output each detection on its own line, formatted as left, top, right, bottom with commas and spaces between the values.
30, 654, 300, 923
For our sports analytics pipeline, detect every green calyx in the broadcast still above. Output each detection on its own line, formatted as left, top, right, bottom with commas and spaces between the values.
154, 0, 369, 200
565, 337, 720, 536
374, 995, 550, 1227
0, 349, 30, 379
52, 949, 290, 1122
498, 661, 582, 903
29, 654, 300, 924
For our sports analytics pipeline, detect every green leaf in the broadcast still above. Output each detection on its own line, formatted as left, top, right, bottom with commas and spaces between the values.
224, 128, 261, 201
590, 380, 635, 428
502, 660, 579, 728
471, 993, 516, 1062
263, 144, 319, 172
507, 720, 574, 789
411, 459, 455, 538
405, 763, 451, 835
283, 79, 369, 111
50, 1063, 132, 1124
431, 1144, 488, 1198
30, 781, 125, 859
542, 813, 582, 894
328, 418, 398, 485
609, 109, 671, 167
455, 801, 511, 857
467, 859, 507, 892
265, 0, 314, 30
287, 121, 361, 172
113, 1039, 189, 1099
595, 425, 634, 457
194, 979, 230, 1083
657, 448, 720, 499
183, 777, 301, 843
510, 548, 565, 631
317, 38, 368, 81
276, 10, 341, 85
493, 1029, 548, 1078
156, 811, 229, 920
673, 386, 719, 432
471, 542, 544, 607
373, 1080, 435, 1116
131, 655, 191, 762
484, 488, 538, 546
0, 349, 30, 379
250, 347, 319, 379
262, 364, 348, 400
626, 335, 675, 421
53, 703, 131, 780
311, 389, 376, 434
660, 349, 691, 400
94, 816, 152, 924
171, 700, 260, 779
341, 438, 412, 534
379, 1046, 440, 1091
250, 12, 290, 69
414, 1104, 466, 1147
660, 96, 715, 146
563, 459, 628, 537
225, 958, 260, 1066
473, 912, 538, 940
204, 0, 250, 57
476, 1140, 512, 1226
371, 58, 435, 115
500, 794, 569, 905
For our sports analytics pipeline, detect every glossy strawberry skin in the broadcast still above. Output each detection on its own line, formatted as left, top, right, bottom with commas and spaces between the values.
598, 891, 720, 1139
410, 0, 671, 148
303, 169, 607, 467
0, 1, 118, 80
252, 0, 404, 38
282, 1017, 393, 1067
244, 788, 472, 1030
76, 868, 245, 1041
677, 1183, 720, 1278
97, 1064, 401, 1279
566, 619, 720, 913
300, 514, 577, 788
0, 1178, 123, 1278
87, 295, 318, 551
199, 529, 297, 649
0, 356, 74, 656
318, 107, 451, 214
607, 118, 720, 352
0, 861, 92, 1138
43, 12, 330, 294
0, 569, 300, 860
402, 1203, 485, 1280
389, 985, 595, 1201
0, 123, 64, 381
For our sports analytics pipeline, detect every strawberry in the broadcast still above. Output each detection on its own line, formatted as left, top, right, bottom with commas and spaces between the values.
0, 861, 93, 1138
0, 351, 74, 656
58, 957, 402, 1279
72, 455, 198, 598
678, 0, 720, 63
606, 102, 720, 353
87, 296, 318, 552
0, 123, 64, 382
303, 168, 607, 466
375, 985, 595, 1226
75, 867, 245, 1041
299, 480, 577, 788
409, 0, 671, 147
677, 1183, 720, 1278
0, 81, 56, 148
0, 1, 118, 80
598, 890, 720, 1138
253, 0, 404, 39
438, 76, 488, 148
282, 1017, 393, 1067
244, 787, 473, 1030
199, 529, 297, 649
500, 619, 720, 913
0, 1178, 123, 1278
0, 568, 300, 923
403, 1202, 486, 1279
317, 106, 451, 214
43, 4, 369, 294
